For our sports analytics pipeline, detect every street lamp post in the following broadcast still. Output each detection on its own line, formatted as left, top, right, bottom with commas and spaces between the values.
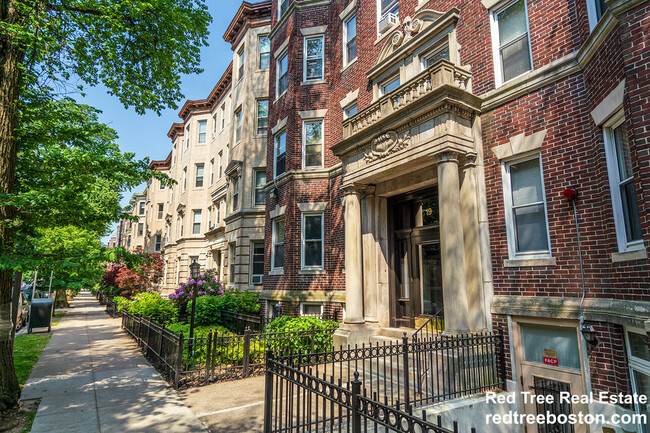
188, 261, 201, 346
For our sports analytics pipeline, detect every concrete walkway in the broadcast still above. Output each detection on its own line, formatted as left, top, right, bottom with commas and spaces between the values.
21, 291, 207, 433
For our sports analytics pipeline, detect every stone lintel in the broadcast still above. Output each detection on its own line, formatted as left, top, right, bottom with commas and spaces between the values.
259, 289, 345, 303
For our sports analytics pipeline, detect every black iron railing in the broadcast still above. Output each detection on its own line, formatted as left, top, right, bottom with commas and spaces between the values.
264, 328, 506, 432
412, 308, 444, 341
105, 299, 120, 318
120, 310, 338, 388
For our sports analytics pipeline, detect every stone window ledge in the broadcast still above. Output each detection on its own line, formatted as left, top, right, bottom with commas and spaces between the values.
504, 257, 556, 268
611, 247, 647, 263
269, 269, 284, 276
298, 269, 325, 275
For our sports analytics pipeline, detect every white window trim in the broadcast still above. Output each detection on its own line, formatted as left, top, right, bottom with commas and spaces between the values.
300, 302, 323, 317
250, 241, 264, 285
489, 0, 534, 88
271, 218, 284, 271
380, 74, 400, 97
343, 101, 358, 120
302, 119, 324, 169
192, 210, 202, 235
237, 44, 245, 81
276, 50, 289, 99
603, 111, 644, 253
303, 35, 324, 82
197, 120, 207, 144
220, 104, 226, 131
274, 129, 286, 179
301, 212, 324, 270
257, 99, 269, 136
342, 12, 357, 67
253, 169, 266, 206
278, 0, 289, 19
234, 106, 243, 144
624, 327, 650, 433
501, 153, 552, 260
259, 35, 270, 70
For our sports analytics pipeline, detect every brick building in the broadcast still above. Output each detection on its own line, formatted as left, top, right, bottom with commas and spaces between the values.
263, 0, 650, 430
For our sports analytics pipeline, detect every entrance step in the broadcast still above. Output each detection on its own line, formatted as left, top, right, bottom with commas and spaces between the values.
373, 327, 417, 342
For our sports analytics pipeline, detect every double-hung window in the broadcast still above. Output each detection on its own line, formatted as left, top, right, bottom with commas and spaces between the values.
232, 176, 240, 211
157, 203, 164, 220
251, 242, 264, 284
278, 0, 289, 18
234, 108, 242, 143
209, 159, 214, 185
424, 45, 450, 69
212, 114, 217, 136
220, 104, 226, 131
218, 151, 223, 179
303, 120, 323, 169
179, 215, 184, 237
344, 103, 358, 120
304, 36, 324, 81
343, 14, 357, 66
192, 210, 201, 235
491, 0, 533, 85
237, 46, 245, 81
259, 36, 270, 69
195, 164, 204, 188
254, 170, 266, 206
139, 202, 146, 215
274, 130, 286, 178
185, 125, 190, 149
198, 120, 207, 144
137, 223, 144, 236
502, 156, 551, 258
381, 75, 400, 96
302, 213, 323, 269
381, 0, 399, 18
182, 167, 187, 192
277, 52, 288, 97
257, 100, 269, 135
272, 219, 285, 270
625, 330, 650, 433
154, 234, 162, 252
160, 180, 165, 190
604, 115, 642, 252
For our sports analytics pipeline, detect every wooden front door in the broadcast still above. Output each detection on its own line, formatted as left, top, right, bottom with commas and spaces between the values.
390, 188, 442, 328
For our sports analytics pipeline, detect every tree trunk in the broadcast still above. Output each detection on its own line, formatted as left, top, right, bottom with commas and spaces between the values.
0, 0, 25, 411
55, 289, 70, 308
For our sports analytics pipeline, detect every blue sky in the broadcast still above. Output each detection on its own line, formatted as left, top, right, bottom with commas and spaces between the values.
87, 1, 248, 244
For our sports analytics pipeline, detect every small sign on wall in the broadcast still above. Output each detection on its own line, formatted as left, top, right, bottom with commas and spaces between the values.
543, 348, 559, 366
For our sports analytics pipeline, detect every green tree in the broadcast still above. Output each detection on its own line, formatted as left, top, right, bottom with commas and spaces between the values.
0, 0, 210, 409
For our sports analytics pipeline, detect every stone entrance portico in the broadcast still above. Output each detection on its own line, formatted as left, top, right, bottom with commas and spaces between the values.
331, 60, 490, 346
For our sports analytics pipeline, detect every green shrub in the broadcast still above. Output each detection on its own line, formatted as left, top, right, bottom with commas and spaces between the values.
127, 292, 178, 323
235, 290, 261, 314
265, 316, 339, 354
114, 296, 132, 313
194, 296, 221, 326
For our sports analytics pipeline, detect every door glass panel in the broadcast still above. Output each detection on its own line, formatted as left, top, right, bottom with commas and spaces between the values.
531, 378, 575, 433
632, 370, 650, 433
628, 332, 650, 362
397, 241, 409, 298
419, 243, 442, 315
521, 324, 581, 370
418, 198, 439, 227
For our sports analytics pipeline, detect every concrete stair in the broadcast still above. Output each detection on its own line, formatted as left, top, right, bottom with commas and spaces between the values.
369, 327, 417, 344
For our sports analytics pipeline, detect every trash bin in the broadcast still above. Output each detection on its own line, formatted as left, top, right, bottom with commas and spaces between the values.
28, 298, 54, 333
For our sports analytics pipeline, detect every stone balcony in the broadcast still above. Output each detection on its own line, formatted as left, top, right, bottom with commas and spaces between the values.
342, 60, 474, 142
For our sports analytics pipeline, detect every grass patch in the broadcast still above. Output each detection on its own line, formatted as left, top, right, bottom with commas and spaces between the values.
20, 410, 36, 433
51, 310, 66, 326
13, 334, 52, 387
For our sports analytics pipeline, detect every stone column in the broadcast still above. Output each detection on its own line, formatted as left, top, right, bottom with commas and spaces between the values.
363, 186, 378, 323
460, 153, 486, 331
436, 152, 470, 333
344, 187, 364, 324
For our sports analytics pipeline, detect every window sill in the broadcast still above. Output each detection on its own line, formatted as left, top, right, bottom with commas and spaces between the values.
611, 247, 647, 263
302, 79, 327, 86
504, 257, 556, 268
298, 269, 325, 275
275, 91, 287, 103
269, 269, 284, 276
341, 58, 358, 73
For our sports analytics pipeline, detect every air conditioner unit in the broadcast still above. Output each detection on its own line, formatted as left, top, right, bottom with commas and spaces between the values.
251, 275, 263, 285
378, 12, 398, 33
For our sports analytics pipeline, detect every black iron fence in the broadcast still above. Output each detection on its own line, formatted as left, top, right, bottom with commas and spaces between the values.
264, 328, 506, 432
105, 299, 120, 318
120, 310, 338, 388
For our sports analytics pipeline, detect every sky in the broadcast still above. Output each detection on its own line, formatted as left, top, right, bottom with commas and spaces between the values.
84, 1, 248, 244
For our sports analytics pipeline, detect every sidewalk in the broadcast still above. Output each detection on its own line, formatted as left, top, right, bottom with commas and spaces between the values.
21, 291, 207, 433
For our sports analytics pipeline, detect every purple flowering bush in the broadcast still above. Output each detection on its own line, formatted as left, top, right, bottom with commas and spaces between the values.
168, 269, 225, 317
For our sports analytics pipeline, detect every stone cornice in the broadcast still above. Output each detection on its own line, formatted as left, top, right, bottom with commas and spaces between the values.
491, 295, 650, 329
264, 164, 343, 192
223, 1, 272, 49
223, 208, 266, 223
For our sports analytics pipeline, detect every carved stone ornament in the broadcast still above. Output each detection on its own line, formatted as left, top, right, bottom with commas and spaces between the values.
364, 130, 411, 163
391, 17, 422, 49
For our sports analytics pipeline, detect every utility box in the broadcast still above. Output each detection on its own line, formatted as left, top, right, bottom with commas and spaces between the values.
29, 298, 54, 333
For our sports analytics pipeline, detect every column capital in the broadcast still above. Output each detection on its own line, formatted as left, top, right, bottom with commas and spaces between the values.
343, 185, 364, 197
433, 150, 462, 164
460, 152, 478, 168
